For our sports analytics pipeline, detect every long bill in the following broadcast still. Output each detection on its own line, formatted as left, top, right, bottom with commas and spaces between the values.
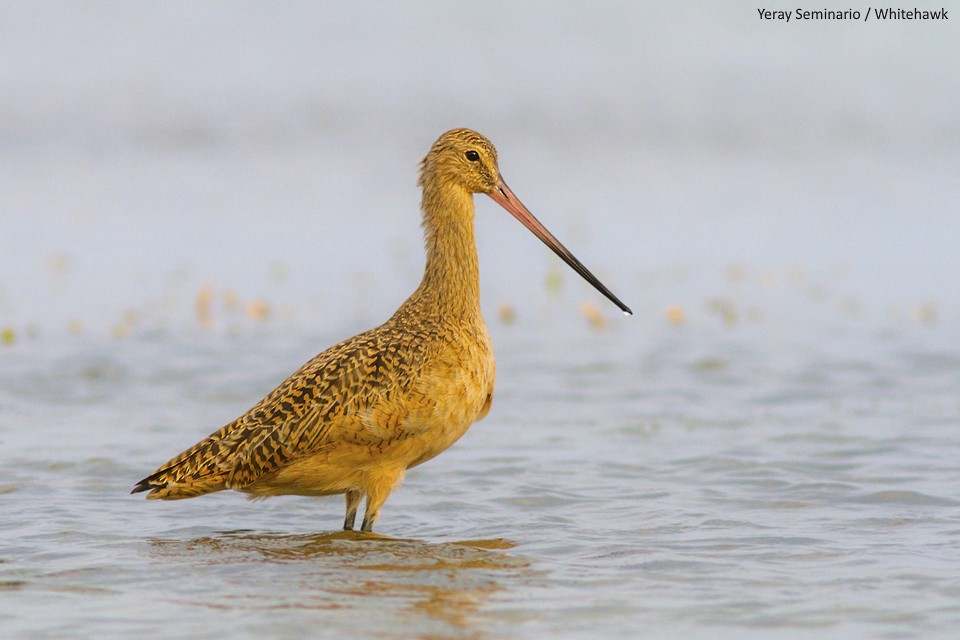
487, 178, 632, 316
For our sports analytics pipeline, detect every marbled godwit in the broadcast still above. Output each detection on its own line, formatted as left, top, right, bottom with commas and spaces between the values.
132, 129, 631, 531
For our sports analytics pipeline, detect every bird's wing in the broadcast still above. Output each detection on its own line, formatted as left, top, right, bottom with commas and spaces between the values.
135, 326, 439, 494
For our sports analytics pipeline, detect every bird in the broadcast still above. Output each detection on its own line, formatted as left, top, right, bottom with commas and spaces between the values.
132, 128, 631, 532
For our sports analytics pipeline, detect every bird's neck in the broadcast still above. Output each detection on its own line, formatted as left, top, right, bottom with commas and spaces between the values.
409, 181, 482, 319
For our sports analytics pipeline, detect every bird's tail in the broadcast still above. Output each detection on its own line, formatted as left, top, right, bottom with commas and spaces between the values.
131, 423, 237, 500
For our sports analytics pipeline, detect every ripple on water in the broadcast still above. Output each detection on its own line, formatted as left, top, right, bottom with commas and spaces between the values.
846, 490, 960, 507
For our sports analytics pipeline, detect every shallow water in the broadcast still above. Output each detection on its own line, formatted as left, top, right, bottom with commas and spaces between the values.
2, 3, 960, 639
3, 316, 960, 639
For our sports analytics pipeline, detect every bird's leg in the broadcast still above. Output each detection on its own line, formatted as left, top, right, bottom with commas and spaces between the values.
360, 505, 380, 532
360, 491, 385, 532
360, 472, 402, 532
343, 490, 362, 531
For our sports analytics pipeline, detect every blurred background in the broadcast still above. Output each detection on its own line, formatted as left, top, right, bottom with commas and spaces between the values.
1, 1, 956, 340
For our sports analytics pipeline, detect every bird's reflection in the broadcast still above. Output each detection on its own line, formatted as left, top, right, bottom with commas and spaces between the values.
148, 530, 533, 636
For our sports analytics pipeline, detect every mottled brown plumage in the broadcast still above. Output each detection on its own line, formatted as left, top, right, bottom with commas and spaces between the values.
133, 128, 630, 531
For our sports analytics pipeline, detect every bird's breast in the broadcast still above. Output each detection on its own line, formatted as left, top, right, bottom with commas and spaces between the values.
398, 322, 495, 468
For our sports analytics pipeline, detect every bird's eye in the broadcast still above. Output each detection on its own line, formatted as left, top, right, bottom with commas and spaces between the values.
465, 150, 480, 162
